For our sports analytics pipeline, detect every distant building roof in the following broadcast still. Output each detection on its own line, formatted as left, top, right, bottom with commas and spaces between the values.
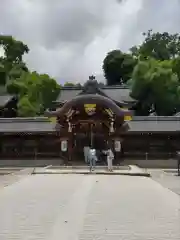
0, 116, 180, 133
129, 116, 180, 132
129, 121, 180, 132
0, 94, 14, 107
57, 88, 82, 102
0, 118, 54, 133
101, 87, 133, 102
56, 85, 134, 103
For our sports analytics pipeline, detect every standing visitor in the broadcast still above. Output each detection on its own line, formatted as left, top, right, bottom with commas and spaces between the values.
89, 147, 97, 171
107, 148, 114, 172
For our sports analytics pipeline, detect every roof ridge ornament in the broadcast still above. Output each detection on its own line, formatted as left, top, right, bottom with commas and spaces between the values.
81, 75, 99, 94
89, 75, 96, 81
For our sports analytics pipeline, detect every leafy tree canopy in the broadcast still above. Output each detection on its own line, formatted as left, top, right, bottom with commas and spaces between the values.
0, 35, 61, 117
130, 30, 180, 60
64, 82, 82, 87
131, 59, 180, 115
0, 35, 29, 86
103, 30, 180, 116
7, 71, 61, 116
103, 50, 136, 85
0, 35, 29, 65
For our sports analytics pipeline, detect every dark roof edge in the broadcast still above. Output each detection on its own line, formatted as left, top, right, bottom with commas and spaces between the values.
101, 86, 130, 89
61, 85, 130, 90
127, 130, 180, 133
1, 116, 180, 123
61, 86, 83, 90
132, 116, 180, 121
0, 117, 50, 123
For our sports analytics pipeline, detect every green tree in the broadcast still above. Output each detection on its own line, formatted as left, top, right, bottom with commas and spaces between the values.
0, 35, 61, 117
17, 95, 38, 117
64, 82, 75, 87
131, 59, 179, 115
63, 82, 83, 87
130, 30, 180, 60
0, 62, 6, 85
7, 71, 61, 116
172, 57, 180, 80
103, 50, 136, 85
130, 60, 153, 115
75, 83, 82, 87
0, 35, 29, 66
34, 73, 61, 111
0, 35, 29, 87
8, 62, 28, 80
6, 77, 27, 95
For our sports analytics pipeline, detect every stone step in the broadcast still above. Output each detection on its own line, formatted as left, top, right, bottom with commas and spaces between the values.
46, 165, 130, 170
33, 165, 151, 177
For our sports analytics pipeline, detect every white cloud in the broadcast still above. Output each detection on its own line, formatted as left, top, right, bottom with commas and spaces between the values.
0, 0, 180, 83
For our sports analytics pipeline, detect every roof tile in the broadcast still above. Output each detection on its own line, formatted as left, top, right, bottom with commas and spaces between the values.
129, 120, 180, 132
0, 117, 179, 133
57, 89, 81, 102
56, 86, 133, 103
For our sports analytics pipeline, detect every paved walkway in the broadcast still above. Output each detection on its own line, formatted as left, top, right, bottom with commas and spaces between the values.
149, 169, 180, 196
0, 174, 179, 239
34, 165, 150, 176
0, 168, 33, 189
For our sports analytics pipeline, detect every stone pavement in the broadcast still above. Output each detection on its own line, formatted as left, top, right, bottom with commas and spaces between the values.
0, 167, 34, 189
33, 165, 150, 177
0, 174, 180, 239
149, 169, 180, 196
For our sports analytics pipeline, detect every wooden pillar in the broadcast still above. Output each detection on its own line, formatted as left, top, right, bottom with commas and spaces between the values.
107, 133, 113, 150
68, 133, 73, 164
65, 119, 74, 164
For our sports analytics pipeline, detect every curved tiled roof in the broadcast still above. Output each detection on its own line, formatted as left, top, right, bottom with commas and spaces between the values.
56, 85, 134, 103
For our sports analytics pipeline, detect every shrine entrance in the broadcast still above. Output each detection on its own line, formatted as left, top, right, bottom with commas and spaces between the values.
71, 120, 109, 162
73, 121, 108, 145
46, 86, 131, 164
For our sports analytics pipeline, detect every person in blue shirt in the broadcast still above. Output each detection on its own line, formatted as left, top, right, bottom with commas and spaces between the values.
88, 148, 97, 171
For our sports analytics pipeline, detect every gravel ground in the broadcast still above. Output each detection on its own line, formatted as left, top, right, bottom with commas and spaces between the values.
0, 174, 179, 240
148, 169, 180, 196
0, 168, 34, 189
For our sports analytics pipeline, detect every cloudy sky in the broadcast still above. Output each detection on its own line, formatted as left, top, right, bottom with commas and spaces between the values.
0, 0, 180, 84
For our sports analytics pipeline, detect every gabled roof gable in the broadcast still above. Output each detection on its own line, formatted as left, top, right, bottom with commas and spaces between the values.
56, 79, 135, 106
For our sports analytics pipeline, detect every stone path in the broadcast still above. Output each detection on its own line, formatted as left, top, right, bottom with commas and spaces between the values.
34, 165, 150, 177
150, 169, 180, 196
0, 174, 179, 239
0, 168, 33, 189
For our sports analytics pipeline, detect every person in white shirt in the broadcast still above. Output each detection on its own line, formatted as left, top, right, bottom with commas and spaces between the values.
106, 148, 114, 172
